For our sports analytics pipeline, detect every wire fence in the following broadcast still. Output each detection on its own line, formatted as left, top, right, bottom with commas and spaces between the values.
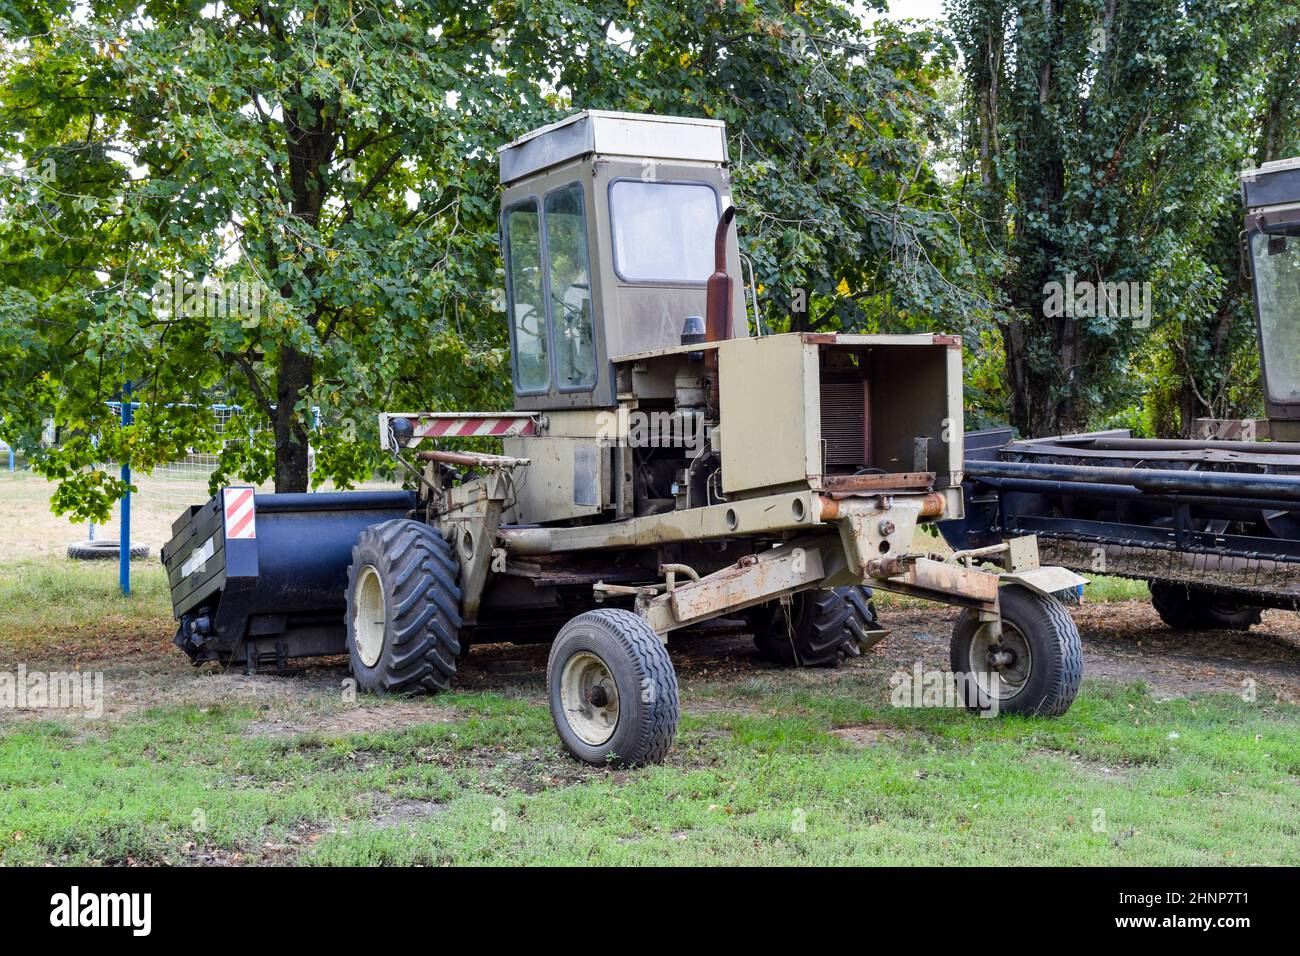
93, 403, 287, 555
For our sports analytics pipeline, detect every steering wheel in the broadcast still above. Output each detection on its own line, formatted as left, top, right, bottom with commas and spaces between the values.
515, 304, 544, 340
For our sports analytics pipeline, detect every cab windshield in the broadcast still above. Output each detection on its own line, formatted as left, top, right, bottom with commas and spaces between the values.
1251, 230, 1300, 404
609, 180, 719, 283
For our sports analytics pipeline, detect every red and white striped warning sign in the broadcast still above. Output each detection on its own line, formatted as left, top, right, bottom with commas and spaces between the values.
420, 416, 534, 437
222, 487, 257, 540
413, 415, 537, 439
382, 413, 538, 448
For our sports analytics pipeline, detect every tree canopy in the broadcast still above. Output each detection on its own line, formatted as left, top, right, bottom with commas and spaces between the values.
1, 0, 971, 520
2, 1, 1298, 521
948, 0, 1300, 436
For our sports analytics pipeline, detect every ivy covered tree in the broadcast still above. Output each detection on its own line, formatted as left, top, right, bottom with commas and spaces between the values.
1155, 7, 1300, 437
2, 0, 972, 520
948, 0, 1273, 437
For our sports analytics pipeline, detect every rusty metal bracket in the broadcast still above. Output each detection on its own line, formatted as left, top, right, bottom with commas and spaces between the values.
642, 542, 827, 635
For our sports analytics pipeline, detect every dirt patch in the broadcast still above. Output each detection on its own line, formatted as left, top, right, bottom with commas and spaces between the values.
367, 798, 449, 829
416, 742, 629, 794
1069, 601, 1300, 702
335, 601, 1300, 716
1030, 748, 1138, 782
852, 601, 1300, 704
244, 701, 460, 739
4, 594, 1297, 742
830, 724, 904, 746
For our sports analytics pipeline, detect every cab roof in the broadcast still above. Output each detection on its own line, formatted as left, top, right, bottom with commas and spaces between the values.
497, 110, 728, 185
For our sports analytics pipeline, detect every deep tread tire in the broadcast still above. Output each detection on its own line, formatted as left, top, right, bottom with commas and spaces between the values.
345, 519, 462, 694
66, 539, 150, 561
950, 584, 1082, 717
1150, 581, 1262, 632
547, 609, 679, 766
753, 586, 883, 667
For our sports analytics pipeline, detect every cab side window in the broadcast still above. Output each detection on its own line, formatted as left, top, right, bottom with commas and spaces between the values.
545, 184, 596, 390
504, 199, 549, 393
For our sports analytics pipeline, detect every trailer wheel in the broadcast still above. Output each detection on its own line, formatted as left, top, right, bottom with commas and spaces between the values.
950, 584, 1082, 717
1150, 582, 1262, 632
345, 519, 462, 694
752, 586, 883, 667
547, 609, 679, 766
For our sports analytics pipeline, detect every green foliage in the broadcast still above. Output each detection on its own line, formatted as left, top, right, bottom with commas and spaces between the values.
1, 0, 970, 518
948, 0, 1293, 437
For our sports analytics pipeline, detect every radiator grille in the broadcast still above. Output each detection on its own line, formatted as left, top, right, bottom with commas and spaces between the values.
820, 380, 866, 470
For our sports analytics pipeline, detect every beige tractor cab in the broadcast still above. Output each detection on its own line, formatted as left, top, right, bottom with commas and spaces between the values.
167, 111, 1088, 768
497, 110, 749, 410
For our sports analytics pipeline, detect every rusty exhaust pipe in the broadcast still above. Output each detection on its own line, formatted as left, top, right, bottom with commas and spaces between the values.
706, 206, 736, 344
705, 207, 736, 412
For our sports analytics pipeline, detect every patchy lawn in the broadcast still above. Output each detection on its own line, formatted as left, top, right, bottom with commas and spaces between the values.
1, 558, 1297, 866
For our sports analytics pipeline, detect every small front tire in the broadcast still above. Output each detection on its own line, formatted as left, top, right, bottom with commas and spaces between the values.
547, 609, 679, 766
950, 584, 1082, 717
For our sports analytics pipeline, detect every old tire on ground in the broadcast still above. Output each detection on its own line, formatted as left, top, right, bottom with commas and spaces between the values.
66, 539, 150, 561
345, 518, 462, 694
547, 609, 679, 766
950, 584, 1082, 717
1150, 581, 1262, 632
752, 586, 882, 667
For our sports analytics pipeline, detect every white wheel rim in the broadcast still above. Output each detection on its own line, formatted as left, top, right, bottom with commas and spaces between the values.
559, 651, 620, 746
354, 564, 386, 668
971, 621, 1032, 700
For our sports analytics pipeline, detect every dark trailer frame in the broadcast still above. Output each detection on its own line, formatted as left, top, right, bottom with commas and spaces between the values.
162, 490, 415, 669
945, 428, 1300, 610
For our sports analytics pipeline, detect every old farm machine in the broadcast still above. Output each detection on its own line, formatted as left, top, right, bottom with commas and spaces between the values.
164, 111, 1086, 765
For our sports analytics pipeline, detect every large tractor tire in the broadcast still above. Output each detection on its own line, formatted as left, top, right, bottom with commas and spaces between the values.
751, 586, 883, 667
1149, 581, 1262, 632
547, 609, 679, 766
950, 584, 1082, 717
345, 519, 462, 694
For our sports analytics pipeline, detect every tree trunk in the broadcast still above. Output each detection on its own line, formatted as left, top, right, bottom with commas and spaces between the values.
274, 347, 314, 492
271, 57, 333, 493
1003, 0, 1076, 439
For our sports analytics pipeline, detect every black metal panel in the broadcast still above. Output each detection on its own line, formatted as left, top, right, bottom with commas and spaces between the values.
1243, 165, 1300, 210
165, 489, 416, 665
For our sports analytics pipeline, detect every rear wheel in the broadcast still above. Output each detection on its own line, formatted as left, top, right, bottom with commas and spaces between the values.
345, 519, 462, 694
1150, 581, 1262, 632
752, 586, 884, 667
547, 609, 679, 766
950, 584, 1082, 717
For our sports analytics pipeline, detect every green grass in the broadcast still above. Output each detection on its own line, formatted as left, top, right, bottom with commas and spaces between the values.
2, 682, 1295, 865
0, 559, 172, 647
0, 556, 1293, 865
1083, 574, 1151, 603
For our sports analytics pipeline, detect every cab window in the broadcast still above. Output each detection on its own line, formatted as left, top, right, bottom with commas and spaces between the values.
504, 199, 548, 393
545, 184, 596, 390
609, 180, 719, 283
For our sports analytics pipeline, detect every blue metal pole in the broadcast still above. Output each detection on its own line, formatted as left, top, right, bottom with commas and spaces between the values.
5, 445, 11, 472
119, 388, 133, 596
